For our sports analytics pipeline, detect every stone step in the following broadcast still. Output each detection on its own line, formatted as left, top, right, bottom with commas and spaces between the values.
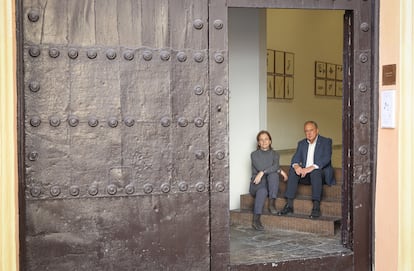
230, 209, 341, 236
277, 180, 341, 200
240, 194, 342, 217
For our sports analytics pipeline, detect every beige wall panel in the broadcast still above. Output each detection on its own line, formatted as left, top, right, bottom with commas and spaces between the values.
266, 9, 343, 154
375, 0, 400, 270
0, 1, 18, 271
398, 0, 414, 270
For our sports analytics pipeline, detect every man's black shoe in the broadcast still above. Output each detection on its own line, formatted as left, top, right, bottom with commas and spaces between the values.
309, 207, 321, 219
277, 203, 293, 216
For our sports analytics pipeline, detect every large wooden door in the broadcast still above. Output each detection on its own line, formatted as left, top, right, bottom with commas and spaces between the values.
20, 1, 229, 270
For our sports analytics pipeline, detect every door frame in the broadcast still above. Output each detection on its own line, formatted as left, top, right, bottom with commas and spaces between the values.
15, 0, 379, 270
221, 0, 379, 270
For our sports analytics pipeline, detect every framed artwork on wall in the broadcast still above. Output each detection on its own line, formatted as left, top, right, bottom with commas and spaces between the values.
315, 79, 326, 96
267, 50, 275, 73
275, 75, 285, 99
314, 61, 343, 97
315, 61, 326, 78
326, 80, 336, 96
336, 65, 343, 81
267, 75, 274, 98
326, 63, 336, 80
336, 81, 343, 96
267, 49, 294, 100
285, 76, 294, 99
285, 52, 294, 76
275, 51, 285, 75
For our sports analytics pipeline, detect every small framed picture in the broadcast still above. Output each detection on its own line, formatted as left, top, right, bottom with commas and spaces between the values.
326, 80, 336, 96
275, 75, 285, 99
285, 52, 294, 76
284, 76, 294, 99
267, 75, 274, 98
315, 79, 326, 95
335, 81, 343, 96
315, 61, 326, 78
336, 65, 343, 81
267, 50, 275, 74
275, 51, 285, 75
326, 63, 336, 80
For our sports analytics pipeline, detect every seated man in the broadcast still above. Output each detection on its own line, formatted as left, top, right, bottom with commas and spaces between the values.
278, 120, 335, 218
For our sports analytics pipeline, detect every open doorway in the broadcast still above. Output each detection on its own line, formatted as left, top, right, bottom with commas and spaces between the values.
228, 8, 348, 265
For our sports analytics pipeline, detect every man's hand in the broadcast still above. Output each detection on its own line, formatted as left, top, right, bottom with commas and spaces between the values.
293, 165, 303, 176
300, 166, 315, 178
253, 171, 264, 184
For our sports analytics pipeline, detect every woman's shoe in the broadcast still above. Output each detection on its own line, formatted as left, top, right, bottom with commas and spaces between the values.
252, 214, 264, 231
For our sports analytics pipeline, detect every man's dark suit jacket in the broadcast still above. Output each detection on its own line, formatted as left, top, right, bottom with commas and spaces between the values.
291, 135, 336, 185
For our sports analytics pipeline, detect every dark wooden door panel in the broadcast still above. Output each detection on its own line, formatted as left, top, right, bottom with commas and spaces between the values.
22, 0, 213, 270
25, 194, 210, 270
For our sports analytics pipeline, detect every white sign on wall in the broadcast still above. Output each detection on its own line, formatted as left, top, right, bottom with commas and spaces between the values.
381, 90, 396, 129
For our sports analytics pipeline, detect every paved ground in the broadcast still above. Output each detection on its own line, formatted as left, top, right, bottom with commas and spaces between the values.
230, 224, 351, 265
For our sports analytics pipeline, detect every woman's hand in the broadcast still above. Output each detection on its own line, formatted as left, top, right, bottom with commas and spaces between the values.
253, 171, 264, 184
280, 169, 288, 181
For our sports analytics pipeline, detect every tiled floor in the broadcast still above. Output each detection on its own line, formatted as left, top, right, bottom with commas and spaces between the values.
230, 224, 351, 265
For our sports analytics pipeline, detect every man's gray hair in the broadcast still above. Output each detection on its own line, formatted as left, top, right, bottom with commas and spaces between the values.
304, 120, 318, 129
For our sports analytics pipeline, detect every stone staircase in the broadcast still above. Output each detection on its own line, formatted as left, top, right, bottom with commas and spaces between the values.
230, 166, 342, 236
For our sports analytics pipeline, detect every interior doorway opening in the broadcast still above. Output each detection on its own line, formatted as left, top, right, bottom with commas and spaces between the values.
228, 8, 348, 265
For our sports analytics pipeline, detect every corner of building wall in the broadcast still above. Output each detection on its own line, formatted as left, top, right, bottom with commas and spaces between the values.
0, 1, 19, 270
398, 0, 414, 269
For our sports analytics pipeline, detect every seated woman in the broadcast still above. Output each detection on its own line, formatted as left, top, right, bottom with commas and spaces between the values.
250, 130, 288, 231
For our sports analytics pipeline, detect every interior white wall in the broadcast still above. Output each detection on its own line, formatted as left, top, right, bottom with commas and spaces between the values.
229, 8, 267, 210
